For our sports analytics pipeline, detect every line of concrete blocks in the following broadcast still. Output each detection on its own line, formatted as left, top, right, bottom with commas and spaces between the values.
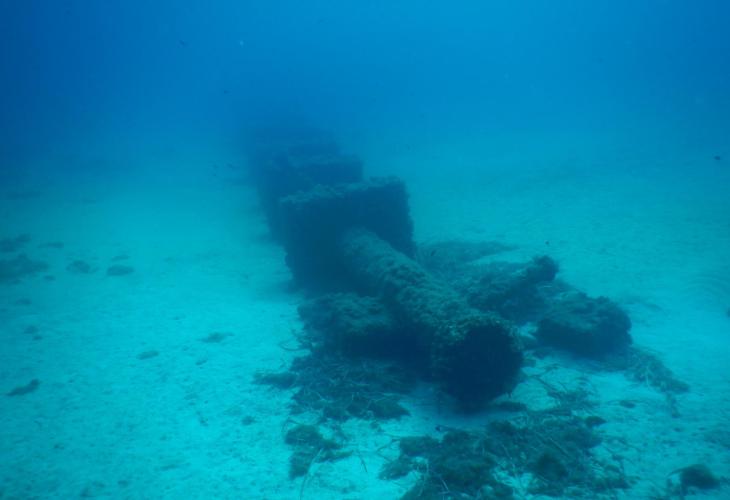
246, 131, 523, 409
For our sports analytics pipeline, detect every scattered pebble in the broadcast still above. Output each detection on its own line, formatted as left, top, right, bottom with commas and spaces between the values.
137, 350, 159, 360
107, 265, 134, 276
7, 379, 40, 397
0, 254, 49, 284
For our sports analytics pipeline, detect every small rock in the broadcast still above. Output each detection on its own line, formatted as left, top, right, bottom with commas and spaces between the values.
536, 291, 632, 358
107, 265, 134, 276
585, 415, 607, 427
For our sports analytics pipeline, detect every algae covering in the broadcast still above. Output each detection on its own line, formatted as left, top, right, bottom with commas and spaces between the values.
246, 132, 703, 499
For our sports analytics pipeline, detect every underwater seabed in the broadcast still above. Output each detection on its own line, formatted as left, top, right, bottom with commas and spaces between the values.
1, 132, 729, 499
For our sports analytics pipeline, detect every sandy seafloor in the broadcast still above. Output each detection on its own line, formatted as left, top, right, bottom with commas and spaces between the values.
1, 132, 729, 499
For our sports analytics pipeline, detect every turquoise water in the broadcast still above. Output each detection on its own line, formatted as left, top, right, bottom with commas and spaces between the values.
1, 2, 729, 498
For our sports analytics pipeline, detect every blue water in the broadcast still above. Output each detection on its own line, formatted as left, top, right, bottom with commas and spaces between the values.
1, 1, 729, 498
3, 1, 729, 168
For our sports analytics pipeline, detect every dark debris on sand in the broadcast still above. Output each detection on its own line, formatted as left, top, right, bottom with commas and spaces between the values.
284, 424, 350, 478
382, 397, 629, 499
0, 234, 31, 253
254, 314, 415, 491
256, 350, 414, 422
600, 346, 689, 417
0, 254, 49, 284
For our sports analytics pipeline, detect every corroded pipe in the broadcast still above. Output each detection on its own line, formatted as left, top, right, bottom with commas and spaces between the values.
339, 227, 523, 407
